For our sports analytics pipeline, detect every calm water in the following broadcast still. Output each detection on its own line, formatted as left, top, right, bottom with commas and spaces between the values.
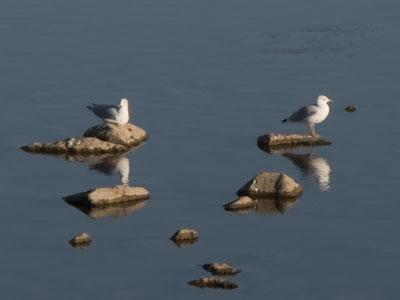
1, 0, 400, 299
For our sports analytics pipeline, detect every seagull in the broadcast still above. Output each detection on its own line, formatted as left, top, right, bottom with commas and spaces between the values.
282, 95, 333, 136
87, 98, 130, 125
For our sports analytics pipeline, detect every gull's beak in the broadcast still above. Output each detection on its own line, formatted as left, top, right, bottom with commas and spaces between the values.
328, 98, 333, 103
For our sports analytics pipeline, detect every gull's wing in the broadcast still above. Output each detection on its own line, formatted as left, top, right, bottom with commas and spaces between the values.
88, 104, 119, 121
288, 104, 319, 122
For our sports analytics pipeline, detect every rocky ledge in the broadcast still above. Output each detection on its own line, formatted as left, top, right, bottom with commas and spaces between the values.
237, 172, 302, 198
258, 133, 331, 148
63, 185, 150, 207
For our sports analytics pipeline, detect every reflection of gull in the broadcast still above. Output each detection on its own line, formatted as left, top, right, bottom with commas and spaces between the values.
87, 98, 130, 124
282, 95, 333, 136
283, 152, 331, 191
90, 155, 130, 185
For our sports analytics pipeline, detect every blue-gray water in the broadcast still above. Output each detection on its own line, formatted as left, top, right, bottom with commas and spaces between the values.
1, 0, 400, 299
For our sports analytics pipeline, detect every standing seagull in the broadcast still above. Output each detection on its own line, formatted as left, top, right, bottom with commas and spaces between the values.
282, 95, 333, 136
87, 98, 130, 125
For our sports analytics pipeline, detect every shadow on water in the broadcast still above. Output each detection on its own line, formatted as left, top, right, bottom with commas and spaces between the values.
227, 197, 298, 215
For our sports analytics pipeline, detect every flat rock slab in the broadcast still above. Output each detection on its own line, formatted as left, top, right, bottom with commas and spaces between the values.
63, 185, 150, 207
223, 196, 254, 211
258, 133, 331, 148
188, 278, 238, 290
21, 137, 127, 155
84, 122, 147, 147
237, 172, 302, 198
203, 263, 241, 276
170, 229, 198, 247
69, 232, 92, 248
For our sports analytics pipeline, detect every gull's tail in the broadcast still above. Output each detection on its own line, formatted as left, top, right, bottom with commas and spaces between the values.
87, 104, 96, 111
282, 118, 288, 123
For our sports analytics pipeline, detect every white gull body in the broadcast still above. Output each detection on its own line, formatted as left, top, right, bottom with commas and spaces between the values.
87, 98, 130, 125
282, 95, 332, 136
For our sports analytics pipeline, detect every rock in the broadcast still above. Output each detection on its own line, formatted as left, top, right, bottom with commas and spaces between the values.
21, 137, 127, 155
69, 232, 92, 248
170, 229, 198, 243
345, 105, 357, 112
188, 278, 238, 290
63, 185, 150, 207
257, 133, 331, 149
223, 196, 254, 211
202, 263, 241, 276
237, 172, 302, 198
66, 198, 148, 219
84, 122, 147, 147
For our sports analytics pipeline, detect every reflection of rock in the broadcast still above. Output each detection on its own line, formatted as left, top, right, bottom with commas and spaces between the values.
202, 263, 241, 276
237, 172, 302, 198
188, 278, 238, 290
66, 198, 148, 219
283, 153, 331, 191
63, 185, 149, 206
253, 197, 297, 214
21, 137, 127, 155
223, 196, 254, 211
84, 122, 147, 147
69, 232, 92, 248
170, 229, 198, 247
258, 133, 331, 149
90, 155, 130, 185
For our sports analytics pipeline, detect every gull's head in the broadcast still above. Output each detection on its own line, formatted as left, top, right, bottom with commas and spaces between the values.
120, 98, 129, 107
318, 95, 333, 104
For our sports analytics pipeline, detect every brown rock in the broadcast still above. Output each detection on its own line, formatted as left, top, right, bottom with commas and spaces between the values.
69, 232, 92, 248
237, 172, 302, 198
203, 263, 241, 275
84, 122, 147, 147
258, 133, 331, 148
170, 229, 198, 242
63, 185, 150, 207
21, 137, 127, 155
223, 196, 254, 211
188, 278, 238, 289
345, 105, 357, 112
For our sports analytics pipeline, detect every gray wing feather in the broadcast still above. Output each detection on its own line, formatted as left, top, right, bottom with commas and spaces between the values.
89, 104, 119, 121
289, 105, 318, 122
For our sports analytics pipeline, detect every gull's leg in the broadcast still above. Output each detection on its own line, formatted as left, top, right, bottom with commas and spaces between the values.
310, 123, 316, 136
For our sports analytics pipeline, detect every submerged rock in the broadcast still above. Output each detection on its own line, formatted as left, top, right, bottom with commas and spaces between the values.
66, 198, 148, 219
258, 133, 331, 148
188, 277, 238, 290
63, 185, 150, 207
202, 263, 241, 276
237, 172, 302, 198
223, 196, 254, 211
345, 105, 357, 112
69, 232, 92, 248
84, 122, 147, 147
170, 229, 198, 247
21, 137, 127, 155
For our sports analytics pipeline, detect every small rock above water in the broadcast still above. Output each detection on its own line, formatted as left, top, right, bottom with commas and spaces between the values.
345, 105, 357, 112
258, 133, 331, 148
69, 232, 92, 248
84, 122, 147, 147
223, 196, 254, 211
188, 277, 238, 290
202, 263, 241, 276
63, 185, 150, 207
237, 172, 302, 198
170, 229, 198, 247
21, 137, 127, 155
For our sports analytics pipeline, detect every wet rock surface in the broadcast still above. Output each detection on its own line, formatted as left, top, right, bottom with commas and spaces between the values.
21, 137, 127, 155
202, 263, 241, 276
63, 185, 150, 207
345, 105, 357, 112
258, 133, 331, 149
84, 122, 147, 147
170, 229, 198, 246
237, 172, 303, 198
223, 196, 254, 211
188, 277, 238, 290
69, 232, 92, 248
